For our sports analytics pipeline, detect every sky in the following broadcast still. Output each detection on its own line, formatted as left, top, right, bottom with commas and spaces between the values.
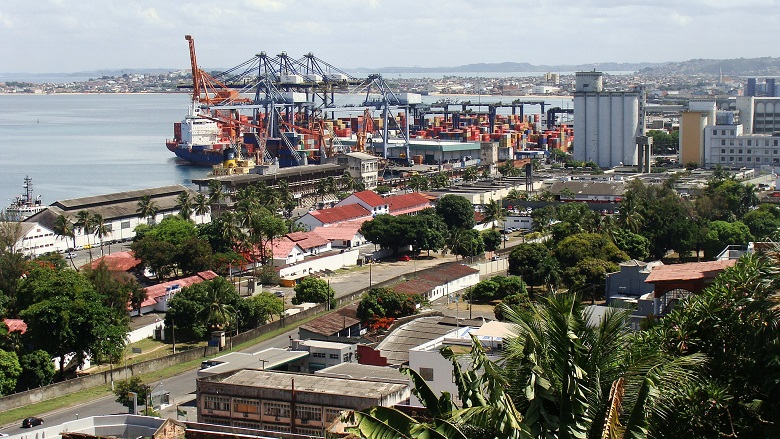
2, 0, 779, 73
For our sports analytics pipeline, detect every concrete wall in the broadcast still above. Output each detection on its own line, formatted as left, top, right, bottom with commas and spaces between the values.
278, 249, 360, 280
128, 319, 165, 344
475, 258, 509, 276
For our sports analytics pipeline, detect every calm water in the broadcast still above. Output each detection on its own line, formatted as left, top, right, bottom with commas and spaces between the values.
0, 92, 572, 208
0, 93, 207, 208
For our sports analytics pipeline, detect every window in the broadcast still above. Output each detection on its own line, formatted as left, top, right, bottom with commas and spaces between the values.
729, 149, 734, 153
747, 149, 752, 154
721, 139, 726, 145
312, 352, 325, 358
204, 395, 230, 411
747, 157, 752, 162
264, 401, 291, 418
122, 221, 131, 229
295, 404, 322, 423
234, 398, 259, 414
775, 140, 779, 146
419, 367, 434, 381
721, 148, 726, 153
329, 353, 339, 359
748, 140, 753, 146
738, 157, 743, 162
738, 149, 743, 154
325, 407, 345, 422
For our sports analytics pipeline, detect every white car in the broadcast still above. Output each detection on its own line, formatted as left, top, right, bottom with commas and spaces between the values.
65, 252, 77, 259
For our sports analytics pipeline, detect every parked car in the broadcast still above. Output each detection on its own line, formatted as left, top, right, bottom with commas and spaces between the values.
65, 252, 77, 259
397, 255, 411, 262
22, 417, 43, 428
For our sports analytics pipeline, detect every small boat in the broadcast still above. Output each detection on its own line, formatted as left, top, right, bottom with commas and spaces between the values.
6, 176, 46, 221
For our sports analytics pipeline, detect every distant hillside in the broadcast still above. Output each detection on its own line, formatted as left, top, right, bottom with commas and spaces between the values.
350, 61, 665, 74
639, 57, 780, 76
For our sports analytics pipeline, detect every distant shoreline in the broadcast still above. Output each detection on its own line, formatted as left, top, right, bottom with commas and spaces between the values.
0, 91, 574, 100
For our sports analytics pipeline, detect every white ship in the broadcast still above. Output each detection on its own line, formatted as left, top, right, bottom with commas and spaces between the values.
6, 176, 46, 221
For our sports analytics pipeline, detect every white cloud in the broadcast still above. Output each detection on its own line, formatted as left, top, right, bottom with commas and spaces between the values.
670, 12, 693, 26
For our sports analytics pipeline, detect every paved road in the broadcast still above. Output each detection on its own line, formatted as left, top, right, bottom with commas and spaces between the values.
2, 232, 529, 433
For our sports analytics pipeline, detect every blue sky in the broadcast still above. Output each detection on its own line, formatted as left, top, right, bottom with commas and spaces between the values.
1, 0, 778, 73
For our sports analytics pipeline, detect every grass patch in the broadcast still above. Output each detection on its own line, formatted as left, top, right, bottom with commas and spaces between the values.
0, 385, 112, 427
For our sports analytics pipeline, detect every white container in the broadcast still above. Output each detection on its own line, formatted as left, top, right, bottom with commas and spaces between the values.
304, 74, 323, 83
280, 74, 304, 84
397, 93, 422, 104
282, 92, 307, 103
325, 73, 348, 81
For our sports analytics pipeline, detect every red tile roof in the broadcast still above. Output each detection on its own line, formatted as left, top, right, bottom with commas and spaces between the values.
311, 221, 364, 241
644, 260, 736, 284
285, 231, 330, 250
353, 190, 387, 207
138, 271, 219, 309
311, 204, 372, 225
88, 251, 142, 272
268, 237, 300, 259
387, 192, 431, 214
3, 318, 27, 334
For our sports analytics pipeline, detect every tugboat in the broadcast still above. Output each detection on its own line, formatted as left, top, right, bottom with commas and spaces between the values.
6, 176, 46, 221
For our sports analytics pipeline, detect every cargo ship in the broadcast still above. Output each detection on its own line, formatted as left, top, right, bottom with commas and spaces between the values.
6, 176, 46, 221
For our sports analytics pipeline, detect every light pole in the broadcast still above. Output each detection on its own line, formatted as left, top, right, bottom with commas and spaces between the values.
369, 260, 373, 288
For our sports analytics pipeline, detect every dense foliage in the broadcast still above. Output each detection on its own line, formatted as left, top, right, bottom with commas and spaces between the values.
356, 287, 423, 323
292, 276, 334, 305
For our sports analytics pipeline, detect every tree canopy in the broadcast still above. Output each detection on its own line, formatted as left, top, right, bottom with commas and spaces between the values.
435, 195, 475, 230
292, 277, 334, 305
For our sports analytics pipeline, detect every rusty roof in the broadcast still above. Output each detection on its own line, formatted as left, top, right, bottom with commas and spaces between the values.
88, 251, 142, 272
353, 190, 387, 207
644, 259, 736, 284
300, 303, 361, 336
310, 204, 372, 225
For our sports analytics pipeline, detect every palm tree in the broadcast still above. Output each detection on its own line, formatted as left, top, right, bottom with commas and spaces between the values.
52, 214, 77, 269
75, 210, 95, 262
92, 212, 110, 257
208, 180, 225, 216
177, 191, 193, 221
500, 293, 706, 438
481, 198, 506, 230
136, 195, 159, 225
340, 171, 355, 192
202, 277, 236, 331
193, 193, 210, 224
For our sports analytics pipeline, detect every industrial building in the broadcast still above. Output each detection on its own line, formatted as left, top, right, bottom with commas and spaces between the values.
196, 369, 409, 435
573, 71, 643, 169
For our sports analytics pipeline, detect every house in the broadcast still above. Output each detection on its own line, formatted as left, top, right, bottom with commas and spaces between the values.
335, 190, 389, 216
326, 152, 380, 189
288, 339, 357, 373
387, 192, 432, 216
298, 303, 364, 341
547, 180, 625, 203
643, 259, 736, 316
605, 259, 663, 306
285, 231, 331, 256
393, 264, 480, 303
295, 204, 372, 231
267, 238, 304, 267
25, 185, 208, 249
86, 251, 142, 272
133, 271, 218, 316
1, 221, 65, 256
407, 321, 511, 406
311, 221, 366, 248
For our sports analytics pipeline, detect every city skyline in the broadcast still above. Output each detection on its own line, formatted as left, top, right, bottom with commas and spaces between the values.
2, 0, 779, 74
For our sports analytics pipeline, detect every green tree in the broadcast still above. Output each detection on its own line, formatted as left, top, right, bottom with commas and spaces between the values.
611, 227, 650, 261
435, 195, 475, 230
563, 257, 618, 302
52, 214, 77, 269
462, 166, 478, 182
75, 210, 95, 261
409, 210, 448, 256
701, 220, 753, 260
136, 195, 159, 225
16, 349, 55, 391
508, 242, 552, 292
177, 191, 194, 221
193, 193, 211, 224
481, 229, 502, 252
202, 277, 237, 331
243, 292, 283, 328
114, 376, 148, 413
637, 253, 780, 437
124, 278, 148, 316
207, 180, 224, 216
91, 212, 110, 257
409, 174, 429, 192
451, 228, 484, 260
555, 233, 628, 269
466, 275, 526, 304
0, 349, 21, 396
480, 199, 505, 229
292, 276, 334, 306
356, 287, 422, 322
742, 204, 780, 240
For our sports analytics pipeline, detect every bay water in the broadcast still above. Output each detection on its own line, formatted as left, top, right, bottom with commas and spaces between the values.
0, 92, 572, 209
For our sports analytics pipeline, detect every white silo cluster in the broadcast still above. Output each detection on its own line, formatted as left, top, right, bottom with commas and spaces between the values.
573, 72, 642, 169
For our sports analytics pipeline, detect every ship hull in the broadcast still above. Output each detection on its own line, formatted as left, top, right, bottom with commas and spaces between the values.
171, 147, 225, 166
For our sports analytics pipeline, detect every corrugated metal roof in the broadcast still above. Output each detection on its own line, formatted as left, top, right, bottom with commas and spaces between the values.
375, 316, 461, 366
310, 204, 371, 225
300, 303, 361, 336
645, 260, 735, 283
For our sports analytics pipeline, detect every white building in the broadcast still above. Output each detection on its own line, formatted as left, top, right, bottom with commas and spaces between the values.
335, 190, 389, 216
573, 71, 642, 169
327, 152, 380, 189
25, 185, 209, 250
288, 339, 357, 373
407, 321, 512, 406
2, 221, 67, 256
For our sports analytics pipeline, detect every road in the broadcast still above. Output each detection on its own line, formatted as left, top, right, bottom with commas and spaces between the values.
2, 231, 529, 434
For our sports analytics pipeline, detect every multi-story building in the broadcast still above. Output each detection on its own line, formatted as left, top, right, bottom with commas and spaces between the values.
288, 339, 357, 373
196, 369, 409, 435
573, 71, 642, 169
